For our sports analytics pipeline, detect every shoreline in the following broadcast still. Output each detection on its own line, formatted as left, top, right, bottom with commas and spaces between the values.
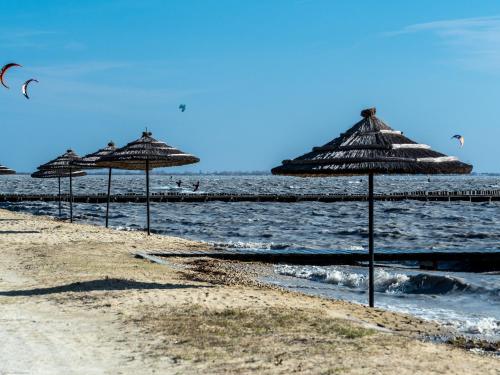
0, 208, 498, 373
177, 256, 500, 349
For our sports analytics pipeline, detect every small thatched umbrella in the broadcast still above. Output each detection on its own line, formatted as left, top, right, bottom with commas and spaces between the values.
0, 164, 15, 203
71, 142, 117, 227
37, 149, 85, 222
96, 131, 200, 235
31, 168, 86, 218
272, 107, 472, 307
0, 164, 15, 175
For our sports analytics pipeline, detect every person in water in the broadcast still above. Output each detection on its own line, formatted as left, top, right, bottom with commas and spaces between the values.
193, 181, 200, 192
176, 180, 182, 188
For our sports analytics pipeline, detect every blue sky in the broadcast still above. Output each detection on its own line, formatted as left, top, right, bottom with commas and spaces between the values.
1, 0, 500, 172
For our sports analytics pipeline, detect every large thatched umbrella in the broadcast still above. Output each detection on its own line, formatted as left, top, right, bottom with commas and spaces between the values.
96, 131, 200, 235
0, 164, 15, 175
37, 149, 85, 222
271, 107, 472, 307
71, 142, 117, 227
31, 169, 87, 218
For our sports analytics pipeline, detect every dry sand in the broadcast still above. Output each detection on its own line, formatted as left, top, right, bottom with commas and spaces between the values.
0, 208, 498, 374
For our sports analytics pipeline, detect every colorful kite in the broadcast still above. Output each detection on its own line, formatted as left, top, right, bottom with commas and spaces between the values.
22, 78, 39, 99
451, 134, 464, 148
0, 63, 21, 89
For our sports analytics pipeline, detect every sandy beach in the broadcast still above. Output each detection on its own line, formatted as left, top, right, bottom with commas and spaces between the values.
0, 208, 498, 374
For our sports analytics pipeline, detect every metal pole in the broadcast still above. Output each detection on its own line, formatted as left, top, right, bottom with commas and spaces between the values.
58, 176, 62, 218
368, 173, 375, 307
105, 168, 112, 228
69, 167, 73, 223
146, 159, 150, 235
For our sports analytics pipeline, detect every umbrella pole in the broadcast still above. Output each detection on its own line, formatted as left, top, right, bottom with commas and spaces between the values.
105, 168, 112, 228
368, 173, 375, 307
146, 159, 150, 235
69, 167, 73, 223
58, 176, 62, 218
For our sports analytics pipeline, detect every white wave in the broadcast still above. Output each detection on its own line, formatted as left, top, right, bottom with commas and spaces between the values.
380, 304, 500, 341
274, 265, 476, 295
463, 317, 499, 335
114, 226, 137, 232
210, 240, 291, 250
345, 245, 364, 251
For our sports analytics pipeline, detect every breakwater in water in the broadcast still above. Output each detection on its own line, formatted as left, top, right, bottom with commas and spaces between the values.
2, 189, 500, 203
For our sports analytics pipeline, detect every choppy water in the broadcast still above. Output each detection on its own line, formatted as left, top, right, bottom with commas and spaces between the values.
1, 174, 499, 340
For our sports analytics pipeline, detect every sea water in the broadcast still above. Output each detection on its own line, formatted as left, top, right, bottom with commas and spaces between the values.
1, 174, 499, 340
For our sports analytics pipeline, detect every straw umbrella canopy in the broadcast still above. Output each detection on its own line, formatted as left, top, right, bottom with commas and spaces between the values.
96, 131, 200, 234
272, 107, 472, 307
0, 164, 15, 175
71, 141, 117, 228
71, 142, 117, 169
31, 169, 86, 178
31, 168, 86, 218
37, 149, 85, 222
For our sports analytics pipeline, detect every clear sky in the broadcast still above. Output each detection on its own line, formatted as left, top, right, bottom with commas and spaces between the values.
1, 0, 499, 173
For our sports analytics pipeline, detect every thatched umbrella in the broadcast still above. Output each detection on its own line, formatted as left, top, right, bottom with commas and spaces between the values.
0, 164, 15, 175
71, 142, 117, 227
271, 107, 472, 307
31, 168, 86, 218
37, 149, 85, 222
96, 131, 200, 234
0, 164, 15, 206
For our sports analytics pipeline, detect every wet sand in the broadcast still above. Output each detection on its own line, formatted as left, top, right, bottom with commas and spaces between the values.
0, 208, 498, 374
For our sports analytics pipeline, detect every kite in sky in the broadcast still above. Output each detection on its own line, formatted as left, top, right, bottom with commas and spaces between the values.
451, 134, 464, 148
0, 63, 21, 89
179, 104, 186, 112
22, 78, 39, 99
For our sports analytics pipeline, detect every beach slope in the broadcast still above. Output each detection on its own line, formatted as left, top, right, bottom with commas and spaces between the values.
0, 209, 497, 374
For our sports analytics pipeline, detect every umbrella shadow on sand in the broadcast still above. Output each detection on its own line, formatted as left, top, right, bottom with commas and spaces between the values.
0, 278, 212, 296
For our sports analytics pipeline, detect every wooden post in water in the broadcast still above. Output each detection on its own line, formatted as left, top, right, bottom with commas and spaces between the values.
105, 168, 112, 228
146, 159, 150, 235
368, 173, 375, 307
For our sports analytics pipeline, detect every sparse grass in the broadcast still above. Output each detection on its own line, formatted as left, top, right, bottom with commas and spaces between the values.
133, 304, 375, 366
